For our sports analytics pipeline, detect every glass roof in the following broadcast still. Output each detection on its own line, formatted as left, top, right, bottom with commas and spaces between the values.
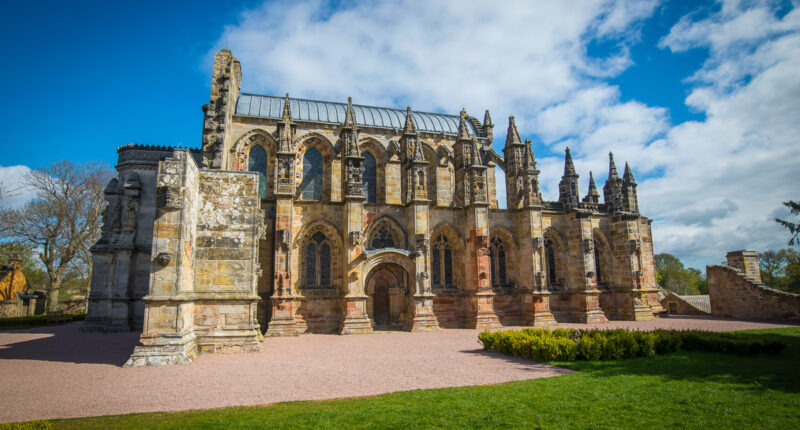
235, 93, 476, 136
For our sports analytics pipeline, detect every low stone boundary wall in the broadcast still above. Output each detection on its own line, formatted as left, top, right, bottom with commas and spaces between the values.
708, 265, 800, 322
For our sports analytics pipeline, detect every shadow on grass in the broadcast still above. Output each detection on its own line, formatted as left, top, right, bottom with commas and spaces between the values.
459, 347, 576, 375
549, 328, 800, 394
0, 322, 140, 366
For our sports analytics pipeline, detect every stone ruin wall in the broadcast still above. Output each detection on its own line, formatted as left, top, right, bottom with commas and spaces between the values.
708, 251, 800, 322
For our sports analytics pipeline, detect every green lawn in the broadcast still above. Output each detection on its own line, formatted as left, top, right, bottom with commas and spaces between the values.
10, 327, 800, 430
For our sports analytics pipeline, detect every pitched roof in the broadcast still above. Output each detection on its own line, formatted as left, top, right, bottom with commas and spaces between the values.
678, 294, 711, 313
235, 93, 477, 136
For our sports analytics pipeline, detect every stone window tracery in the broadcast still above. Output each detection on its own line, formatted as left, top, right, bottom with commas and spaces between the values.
432, 234, 453, 288
301, 147, 323, 201
489, 236, 507, 287
369, 225, 396, 249
305, 231, 332, 288
362, 151, 376, 203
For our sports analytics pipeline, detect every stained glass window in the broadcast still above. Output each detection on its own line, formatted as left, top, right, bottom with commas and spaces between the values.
432, 243, 441, 287
248, 146, 268, 198
302, 148, 323, 200
320, 243, 331, 286
545, 239, 558, 287
248, 146, 267, 176
305, 242, 316, 287
594, 241, 603, 285
432, 234, 452, 287
490, 236, 507, 287
362, 151, 376, 203
444, 247, 453, 285
305, 231, 331, 288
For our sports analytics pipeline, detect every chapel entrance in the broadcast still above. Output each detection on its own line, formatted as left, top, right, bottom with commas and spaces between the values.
365, 263, 406, 330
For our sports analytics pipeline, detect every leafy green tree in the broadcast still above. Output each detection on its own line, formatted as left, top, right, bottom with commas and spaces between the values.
654, 253, 705, 295
758, 248, 800, 294
776, 200, 800, 246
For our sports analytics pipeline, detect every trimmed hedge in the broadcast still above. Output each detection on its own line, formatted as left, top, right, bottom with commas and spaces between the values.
478, 328, 785, 362
0, 312, 86, 328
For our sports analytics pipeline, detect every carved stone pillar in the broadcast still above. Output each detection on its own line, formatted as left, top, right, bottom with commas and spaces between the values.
404, 209, 439, 332
468, 206, 501, 330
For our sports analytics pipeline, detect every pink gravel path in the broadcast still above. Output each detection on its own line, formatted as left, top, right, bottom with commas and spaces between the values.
0, 315, 795, 423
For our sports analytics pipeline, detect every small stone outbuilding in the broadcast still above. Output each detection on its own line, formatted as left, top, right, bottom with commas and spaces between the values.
661, 292, 710, 315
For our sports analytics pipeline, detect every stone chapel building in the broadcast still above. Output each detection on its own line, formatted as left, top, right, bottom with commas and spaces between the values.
85, 50, 663, 366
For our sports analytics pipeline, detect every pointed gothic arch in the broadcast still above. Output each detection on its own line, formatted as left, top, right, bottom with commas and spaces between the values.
430, 222, 465, 289
359, 138, 386, 204
593, 228, 612, 288
543, 227, 568, 291
294, 220, 344, 291
295, 134, 335, 201
364, 215, 407, 250
489, 226, 517, 288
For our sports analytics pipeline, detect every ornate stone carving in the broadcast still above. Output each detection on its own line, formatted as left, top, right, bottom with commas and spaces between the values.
276, 229, 291, 252
531, 237, 543, 250
157, 186, 182, 210
629, 239, 641, 253
583, 238, 594, 253
415, 233, 429, 254
349, 231, 362, 247
275, 156, 294, 195
156, 252, 172, 266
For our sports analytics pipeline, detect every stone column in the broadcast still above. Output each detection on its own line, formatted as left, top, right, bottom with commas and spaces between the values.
566, 211, 607, 323
467, 205, 501, 330
610, 214, 656, 321
266, 198, 298, 336
405, 203, 439, 331
516, 208, 555, 326
340, 198, 373, 334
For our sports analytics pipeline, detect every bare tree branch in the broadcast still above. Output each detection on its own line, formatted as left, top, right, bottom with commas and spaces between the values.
0, 161, 113, 310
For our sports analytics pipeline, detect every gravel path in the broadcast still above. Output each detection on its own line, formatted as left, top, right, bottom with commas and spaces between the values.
0, 315, 795, 423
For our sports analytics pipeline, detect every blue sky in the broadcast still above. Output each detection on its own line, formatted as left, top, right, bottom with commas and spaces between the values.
1, 0, 798, 269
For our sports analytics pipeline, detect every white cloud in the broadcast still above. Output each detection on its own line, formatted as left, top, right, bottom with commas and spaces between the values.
215, 0, 800, 268
0, 165, 36, 209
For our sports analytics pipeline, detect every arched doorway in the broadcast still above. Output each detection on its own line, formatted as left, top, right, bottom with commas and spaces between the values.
365, 263, 407, 330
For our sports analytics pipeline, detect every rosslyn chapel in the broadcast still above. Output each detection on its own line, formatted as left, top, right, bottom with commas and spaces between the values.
85, 50, 662, 366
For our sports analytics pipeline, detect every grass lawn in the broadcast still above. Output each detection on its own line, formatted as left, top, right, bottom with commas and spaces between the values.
11, 327, 800, 429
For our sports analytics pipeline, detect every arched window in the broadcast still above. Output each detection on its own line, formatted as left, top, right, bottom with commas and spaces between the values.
489, 236, 507, 287
305, 231, 331, 288
248, 145, 267, 197
594, 240, 603, 285
362, 151, 376, 203
368, 224, 396, 249
301, 147, 323, 200
432, 234, 453, 288
545, 238, 558, 288
248, 146, 267, 175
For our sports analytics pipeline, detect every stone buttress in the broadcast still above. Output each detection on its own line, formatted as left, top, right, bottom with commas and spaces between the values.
125, 150, 263, 366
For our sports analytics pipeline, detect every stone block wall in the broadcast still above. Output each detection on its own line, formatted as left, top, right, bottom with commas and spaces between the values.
126, 150, 263, 366
726, 250, 761, 282
0, 301, 19, 318
708, 264, 800, 321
